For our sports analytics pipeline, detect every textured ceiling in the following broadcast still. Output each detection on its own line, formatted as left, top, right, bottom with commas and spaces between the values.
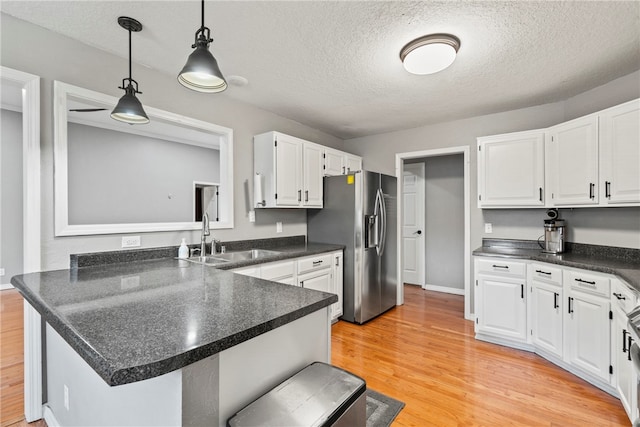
2, 1, 639, 139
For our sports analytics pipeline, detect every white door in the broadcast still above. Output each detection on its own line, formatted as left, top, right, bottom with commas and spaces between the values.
548, 116, 599, 206
302, 143, 323, 207
402, 163, 425, 286
531, 282, 563, 358
275, 135, 302, 206
600, 99, 640, 204
564, 291, 610, 381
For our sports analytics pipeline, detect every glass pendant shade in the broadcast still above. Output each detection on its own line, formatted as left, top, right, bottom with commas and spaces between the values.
178, 41, 227, 93
111, 84, 149, 124
400, 34, 460, 75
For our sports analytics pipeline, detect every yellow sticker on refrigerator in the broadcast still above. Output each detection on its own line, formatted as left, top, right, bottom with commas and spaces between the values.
347, 175, 355, 184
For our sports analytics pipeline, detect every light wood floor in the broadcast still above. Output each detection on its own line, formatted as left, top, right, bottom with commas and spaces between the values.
331, 284, 628, 426
1, 286, 628, 427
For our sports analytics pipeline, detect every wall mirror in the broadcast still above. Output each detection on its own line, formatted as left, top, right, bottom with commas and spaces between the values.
53, 81, 233, 236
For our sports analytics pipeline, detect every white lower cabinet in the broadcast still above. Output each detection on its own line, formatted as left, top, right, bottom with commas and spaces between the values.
529, 263, 564, 358
231, 250, 343, 321
474, 258, 527, 345
612, 279, 638, 422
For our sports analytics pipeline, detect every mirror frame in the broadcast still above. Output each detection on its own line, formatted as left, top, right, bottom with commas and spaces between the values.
53, 81, 234, 236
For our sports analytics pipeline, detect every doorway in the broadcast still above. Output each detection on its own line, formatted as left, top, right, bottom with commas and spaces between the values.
395, 146, 471, 320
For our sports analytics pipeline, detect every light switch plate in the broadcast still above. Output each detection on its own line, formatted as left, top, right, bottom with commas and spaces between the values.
122, 236, 141, 248
484, 223, 493, 233
0, 268, 4, 277
276, 222, 283, 233
249, 211, 255, 222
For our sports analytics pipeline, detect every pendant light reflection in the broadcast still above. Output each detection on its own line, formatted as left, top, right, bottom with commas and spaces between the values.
178, 0, 227, 93
111, 16, 149, 124
400, 34, 460, 75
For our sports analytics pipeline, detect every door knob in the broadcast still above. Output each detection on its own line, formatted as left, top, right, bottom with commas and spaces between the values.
414, 230, 422, 235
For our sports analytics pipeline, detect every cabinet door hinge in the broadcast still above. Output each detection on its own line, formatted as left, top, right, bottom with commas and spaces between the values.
478, 145, 481, 152
530, 329, 533, 336
274, 139, 277, 147
609, 365, 613, 375
275, 193, 278, 200
551, 136, 554, 142
475, 280, 478, 287
475, 318, 478, 324
609, 310, 613, 320
479, 195, 482, 201
323, 153, 326, 158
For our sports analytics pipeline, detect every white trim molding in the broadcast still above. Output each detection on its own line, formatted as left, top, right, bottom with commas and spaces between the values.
395, 146, 472, 320
424, 284, 465, 296
1, 66, 42, 421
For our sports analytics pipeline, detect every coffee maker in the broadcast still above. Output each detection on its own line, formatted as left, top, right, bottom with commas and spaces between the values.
543, 209, 565, 254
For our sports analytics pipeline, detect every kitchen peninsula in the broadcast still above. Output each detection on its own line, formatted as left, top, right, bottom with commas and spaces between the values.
12, 245, 339, 426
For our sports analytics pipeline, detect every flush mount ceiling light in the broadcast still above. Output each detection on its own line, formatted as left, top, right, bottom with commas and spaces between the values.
400, 33, 461, 75
111, 16, 149, 124
178, 0, 227, 93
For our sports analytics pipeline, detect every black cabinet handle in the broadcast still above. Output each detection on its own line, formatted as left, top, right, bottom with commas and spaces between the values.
575, 278, 596, 285
613, 292, 626, 300
521, 284, 524, 299
492, 264, 509, 269
305, 190, 309, 202
623, 329, 628, 352
605, 181, 611, 198
300, 281, 304, 287
539, 187, 543, 202
298, 190, 302, 202
568, 297, 574, 314
335, 256, 339, 267
312, 260, 323, 266
553, 292, 559, 309
535, 269, 552, 275
629, 336, 634, 361
589, 183, 595, 199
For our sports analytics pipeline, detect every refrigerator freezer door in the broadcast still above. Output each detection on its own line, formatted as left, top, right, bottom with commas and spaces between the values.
358, 172, 382, 323
380, 173, 398, 313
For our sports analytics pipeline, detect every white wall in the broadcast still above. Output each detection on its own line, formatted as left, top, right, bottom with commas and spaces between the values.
1, 14, 345, 271
1, 108, 23, 285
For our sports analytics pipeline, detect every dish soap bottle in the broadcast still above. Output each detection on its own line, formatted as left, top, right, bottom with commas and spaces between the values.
178, 238, 189, 259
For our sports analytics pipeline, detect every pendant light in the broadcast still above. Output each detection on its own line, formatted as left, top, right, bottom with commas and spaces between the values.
111, 16, 149, 124
400, 34, 461, 75
178, 0, 227, 93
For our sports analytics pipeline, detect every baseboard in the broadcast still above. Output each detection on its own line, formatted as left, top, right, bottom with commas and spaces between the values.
1, 283, 15, 290
43, 405, 60, 427
423, 284, 464, 295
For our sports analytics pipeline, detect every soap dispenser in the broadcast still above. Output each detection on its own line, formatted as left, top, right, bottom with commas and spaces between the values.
178, 238, 189, 259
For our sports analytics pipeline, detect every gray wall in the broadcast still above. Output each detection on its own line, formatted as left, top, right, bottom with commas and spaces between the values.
1, 108, 23, 285
67, 123, 219, 224
1, 14, 345, 271
346, 71, 640, 311
424, 155, 464, 291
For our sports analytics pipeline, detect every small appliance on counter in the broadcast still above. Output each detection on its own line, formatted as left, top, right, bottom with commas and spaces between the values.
542, 209, 565, 254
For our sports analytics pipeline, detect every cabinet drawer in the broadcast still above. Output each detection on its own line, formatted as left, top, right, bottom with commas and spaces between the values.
566, 270, 610, 297
261, 261, 295, 281
530, 263, 562, 286
297, 254, 332, 275
475, 258, 526, 278
612, 279, 638, 314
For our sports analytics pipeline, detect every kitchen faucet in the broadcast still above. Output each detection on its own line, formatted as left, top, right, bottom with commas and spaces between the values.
201, 212, 210, 256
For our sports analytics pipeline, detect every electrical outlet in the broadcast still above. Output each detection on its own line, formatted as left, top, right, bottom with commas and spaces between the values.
276, 222, 283, 233
249, 211, 256, 223
122, 236, 141, 248
64, 384, 69, 411
484, 223, 493, 234
0, 268, 4, 277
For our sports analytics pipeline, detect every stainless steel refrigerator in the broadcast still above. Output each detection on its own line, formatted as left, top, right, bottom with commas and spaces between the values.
307, 171, 397, 324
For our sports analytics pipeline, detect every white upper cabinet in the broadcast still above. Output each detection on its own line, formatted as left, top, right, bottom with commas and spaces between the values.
599, 99, 640, 204
323, 148, 363, 176
303, 143, 323, 207
477, 130, 545, 208
547, 115, 599, 206
254, 131, 322, 208
478, 98, 639, 209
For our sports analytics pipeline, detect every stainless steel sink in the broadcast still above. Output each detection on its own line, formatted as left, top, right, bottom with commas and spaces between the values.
184, 255, 230, 266
182, 249, 281, 265
211, 249, 281, 262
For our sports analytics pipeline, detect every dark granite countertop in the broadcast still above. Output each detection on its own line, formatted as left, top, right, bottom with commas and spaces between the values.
473, 239, 640, 292
12, 241, 340, 386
